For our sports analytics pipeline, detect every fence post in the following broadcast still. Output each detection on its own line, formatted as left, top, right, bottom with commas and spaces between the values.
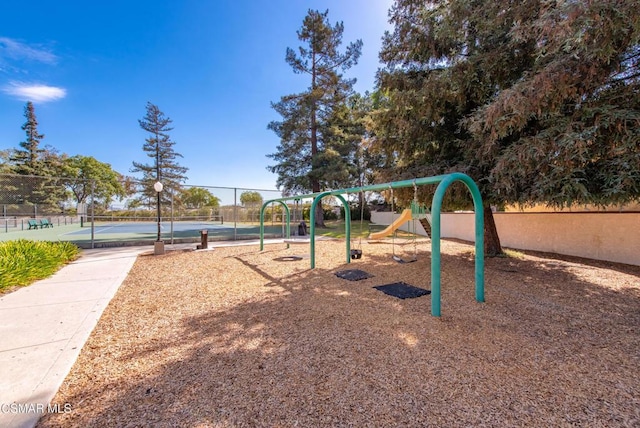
170, 189, 174, 244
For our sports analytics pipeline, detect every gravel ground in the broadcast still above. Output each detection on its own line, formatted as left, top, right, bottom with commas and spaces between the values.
37, 239, 640, 427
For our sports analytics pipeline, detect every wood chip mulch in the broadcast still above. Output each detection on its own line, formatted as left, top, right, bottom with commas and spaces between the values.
37, 240, 640, 427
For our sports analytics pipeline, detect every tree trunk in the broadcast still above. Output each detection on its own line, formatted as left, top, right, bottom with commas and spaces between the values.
312, 178, 326, 227
309, 49, 325, 228
484, 205, 503, 257
314, 200, 325, 228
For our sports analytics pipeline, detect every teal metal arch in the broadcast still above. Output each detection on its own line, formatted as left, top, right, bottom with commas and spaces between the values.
311, 193, 351, 264
259, 173, 484, 317
429, 173, 485, 316
259, 194, 351, 258
259, 200, 291, 244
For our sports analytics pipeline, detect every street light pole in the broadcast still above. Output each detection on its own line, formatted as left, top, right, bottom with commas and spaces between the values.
153, 181, 164, 255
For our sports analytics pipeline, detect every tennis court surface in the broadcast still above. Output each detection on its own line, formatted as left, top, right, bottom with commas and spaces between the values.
0, 216, 287, 248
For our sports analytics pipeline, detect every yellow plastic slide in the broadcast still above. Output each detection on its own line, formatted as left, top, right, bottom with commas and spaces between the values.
369, 209, 413, 240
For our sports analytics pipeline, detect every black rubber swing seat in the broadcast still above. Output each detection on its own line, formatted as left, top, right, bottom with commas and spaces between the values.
335, 269, 374, 281
374, 282, 430, 299
350, 249, 362, 259
392, 255, 416, 264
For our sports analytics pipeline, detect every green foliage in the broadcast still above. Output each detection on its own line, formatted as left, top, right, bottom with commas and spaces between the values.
0, 150, 11, 173
239, 191, 263, 206
323, 207, 338, 221
375, 0, 640, 209
314, 220, 371, 238
267, 9, 363, 196
131, 102, 188, 207
4, 103, 68, 206
62, 155, 127, 205
466, 0, 640, 208
10, 102, 45, 176
298, 206, 338, 221
340, 204, 371, 222
1, 103, 131, 212
180, 187, 220, 209
0, 240, 80, 291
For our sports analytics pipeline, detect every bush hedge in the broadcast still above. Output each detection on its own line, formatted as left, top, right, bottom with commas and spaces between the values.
0, 240, 80, 291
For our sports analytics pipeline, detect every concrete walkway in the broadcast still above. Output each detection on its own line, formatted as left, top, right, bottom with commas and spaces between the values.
0, 246, 148, 428
0, 239, 288, 428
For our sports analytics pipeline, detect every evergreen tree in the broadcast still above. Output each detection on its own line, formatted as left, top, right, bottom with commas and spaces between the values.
11, 102, 45, 175
131, 102, 188, 208
8, 102, 65, 207
267, 9, 363, 226
373, 0, 640, 255
328, 91, 384, 210
466, 0, 640, 209
0, 150, 11, 173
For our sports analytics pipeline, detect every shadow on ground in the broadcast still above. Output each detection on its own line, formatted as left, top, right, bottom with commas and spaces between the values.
38, 240, 640, 427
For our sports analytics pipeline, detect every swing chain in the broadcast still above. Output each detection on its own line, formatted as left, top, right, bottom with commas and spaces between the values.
412, 180, 418, 259
348, 189, 363, 259
390, 186, 396, 257
358, 189, 365, 245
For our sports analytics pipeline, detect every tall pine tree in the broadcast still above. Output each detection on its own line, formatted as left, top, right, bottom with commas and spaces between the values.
466, 0, 640, 209
267, 9, 362, 226
131, 102, 188, 208
8, 102, 65, 207
11, 102, 45, 175
373, 0, 639, 255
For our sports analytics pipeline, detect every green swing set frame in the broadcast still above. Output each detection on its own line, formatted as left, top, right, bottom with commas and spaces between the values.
259, 172, 484, 317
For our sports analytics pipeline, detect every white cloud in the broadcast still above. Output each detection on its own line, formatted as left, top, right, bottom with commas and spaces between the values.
2, 81, 67, 103
0, 37, 58, 64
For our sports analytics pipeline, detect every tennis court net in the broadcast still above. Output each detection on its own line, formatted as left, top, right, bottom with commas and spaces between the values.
88, 215, 224, 228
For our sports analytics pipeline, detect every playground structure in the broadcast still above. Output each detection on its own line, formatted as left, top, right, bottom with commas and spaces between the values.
369, 209, 412, 240
376, 189, 432, 264
259, 172, 485, 317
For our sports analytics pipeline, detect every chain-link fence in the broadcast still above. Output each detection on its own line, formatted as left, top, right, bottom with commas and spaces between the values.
0, 173, 294, 248
0, 173, 84, 233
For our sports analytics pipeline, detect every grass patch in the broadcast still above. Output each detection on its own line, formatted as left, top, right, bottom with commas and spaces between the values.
315, 220, 372, 239
503, 248, 527, 259
315, 220, 418, 240
0, 240, 80, 291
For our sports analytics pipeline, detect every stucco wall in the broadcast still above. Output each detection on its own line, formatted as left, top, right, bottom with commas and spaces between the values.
440, 212, 640, 266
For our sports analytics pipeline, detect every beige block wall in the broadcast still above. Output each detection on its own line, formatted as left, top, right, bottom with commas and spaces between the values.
505, 202, 640, 212
441, 212, 640, 266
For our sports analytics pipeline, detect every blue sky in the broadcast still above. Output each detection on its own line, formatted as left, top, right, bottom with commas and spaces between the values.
0, 0, 393, 193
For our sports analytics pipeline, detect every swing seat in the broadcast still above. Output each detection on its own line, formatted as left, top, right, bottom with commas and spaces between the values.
392, 255, 416, 264
350, 249, 362, 259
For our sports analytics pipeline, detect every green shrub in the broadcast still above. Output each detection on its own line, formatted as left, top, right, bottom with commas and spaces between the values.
300, 206, 340, 221
0, 240, 80, 291
340, 204, 371, 221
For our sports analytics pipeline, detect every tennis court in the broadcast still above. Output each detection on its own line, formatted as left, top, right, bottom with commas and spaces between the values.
0, 216, 288, 248
63, 217, 229, 236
